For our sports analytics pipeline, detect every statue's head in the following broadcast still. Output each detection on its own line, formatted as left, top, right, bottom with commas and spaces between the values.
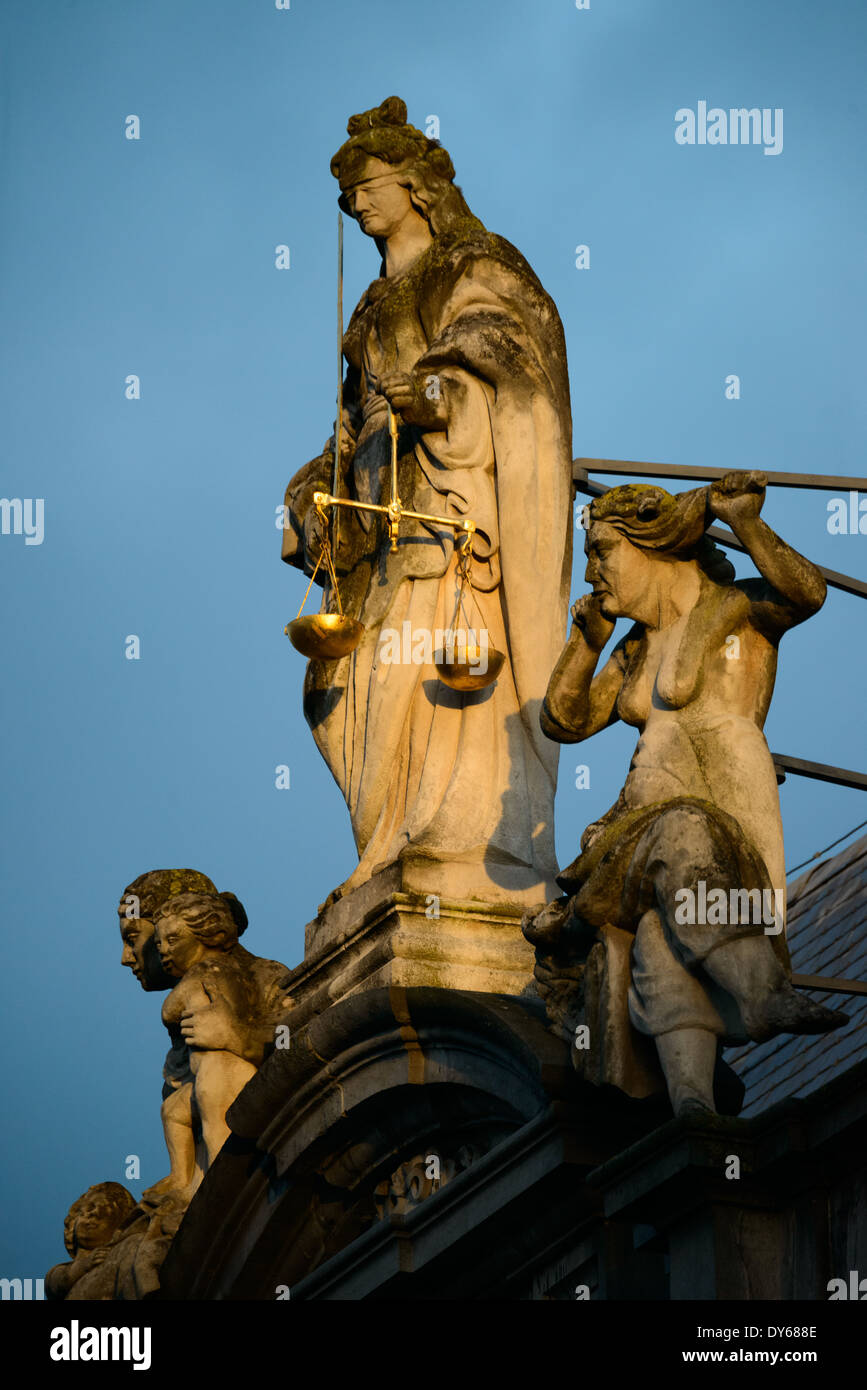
152, 890, 245, 979
63, 1182, 137, 1256
331, 96, 483, 246
584, 484, 735, 620
118, 871, 247, 990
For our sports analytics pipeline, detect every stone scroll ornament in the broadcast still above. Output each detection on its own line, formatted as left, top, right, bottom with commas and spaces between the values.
281, 96, 573, 909
523, 471, 847, 1118
46, 871, 291, 1300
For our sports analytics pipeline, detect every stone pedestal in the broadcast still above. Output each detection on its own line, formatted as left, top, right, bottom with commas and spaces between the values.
286, 861, 542, 1030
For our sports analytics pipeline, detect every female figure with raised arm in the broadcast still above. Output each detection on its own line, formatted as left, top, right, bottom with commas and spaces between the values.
525, 470, 846, 1116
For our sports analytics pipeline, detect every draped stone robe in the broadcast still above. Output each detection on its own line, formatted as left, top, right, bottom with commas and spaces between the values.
282, 226, 573, 906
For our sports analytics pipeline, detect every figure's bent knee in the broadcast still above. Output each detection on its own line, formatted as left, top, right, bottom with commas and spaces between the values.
651, 804, 719, 862
161, 1082, 193, 1124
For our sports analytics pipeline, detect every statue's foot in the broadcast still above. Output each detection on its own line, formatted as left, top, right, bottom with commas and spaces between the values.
319, 878, 357, 911
318, 861, 380, 912
522, 896, 572, 947
676, 1097, 717, 1121
141, 1177, 193, 1209
141, 1176, 174, 1201
745, 985, 848, 1042
656, 1027, 718, 1118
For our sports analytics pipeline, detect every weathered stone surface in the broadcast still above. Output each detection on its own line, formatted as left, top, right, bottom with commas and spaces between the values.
46, 872, 292, 1300
46, 1183, 138, 1300
282, 95, 573, 910
373, 1146, 483, 1219
290, 862, 539, 1027
42, 90, 866, 1310
156, 985, 611, 1299
144, 889, 291, 1204
158, 1046, 866, 1300
117, 868, 226, 1202
119, 871, 291, 1205
585, 1058, 867, 1300
579, 922, 664, 1098
525, 472, 847, 1118
46, 1185, 186, 1302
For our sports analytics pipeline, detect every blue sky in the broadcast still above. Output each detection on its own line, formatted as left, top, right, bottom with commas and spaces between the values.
1, 0, 865, 1281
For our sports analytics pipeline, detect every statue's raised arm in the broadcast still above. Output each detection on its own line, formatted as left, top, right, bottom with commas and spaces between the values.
525, 471, 846, 1118
707, 469, 827, 634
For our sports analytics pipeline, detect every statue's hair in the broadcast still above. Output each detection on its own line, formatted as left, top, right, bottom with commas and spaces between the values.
152, 890, 241, 951
63, 1182, 137, 1256
119, 870, 248, 936
589, 483, 735, 584
330, 95, 484, 238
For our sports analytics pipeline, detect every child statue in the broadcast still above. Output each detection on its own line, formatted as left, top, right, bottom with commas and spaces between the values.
46, 1183, 137, 1300
117, 868, 264, 1202
143, 890, 290, 1202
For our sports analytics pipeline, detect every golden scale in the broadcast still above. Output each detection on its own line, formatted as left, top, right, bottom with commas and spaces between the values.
285, 214, 504, 693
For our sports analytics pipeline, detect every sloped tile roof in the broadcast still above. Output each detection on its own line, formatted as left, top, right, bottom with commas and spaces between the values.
727, 832, 867, 1115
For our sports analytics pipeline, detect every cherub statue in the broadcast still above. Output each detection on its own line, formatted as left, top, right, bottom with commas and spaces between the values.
118, 868, 241, 1198
117, 871, 290, 1202
524, 471, 847, 1117
118, 867, 218, 994
144, 890, 290, 1201
46, 1181, 187, 1302
46, 1183, 137, 1300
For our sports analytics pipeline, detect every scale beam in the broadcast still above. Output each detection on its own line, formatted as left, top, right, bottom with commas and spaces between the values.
312, 491, 476, 538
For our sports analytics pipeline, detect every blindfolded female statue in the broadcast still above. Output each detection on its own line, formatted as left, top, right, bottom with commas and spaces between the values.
281, 97, 573, 909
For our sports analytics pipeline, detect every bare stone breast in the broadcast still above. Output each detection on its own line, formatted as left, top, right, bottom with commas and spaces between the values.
616, 632, 662, 727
